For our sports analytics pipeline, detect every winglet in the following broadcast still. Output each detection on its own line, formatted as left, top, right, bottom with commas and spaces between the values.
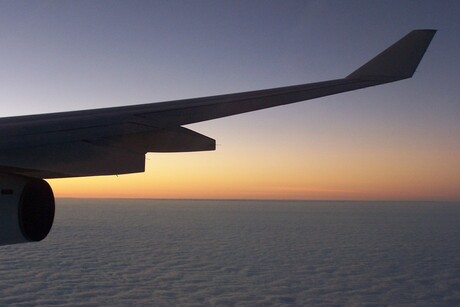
346, 29, 436, 81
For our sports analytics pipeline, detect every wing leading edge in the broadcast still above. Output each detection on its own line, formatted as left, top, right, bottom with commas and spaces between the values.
0, 30, 436, 178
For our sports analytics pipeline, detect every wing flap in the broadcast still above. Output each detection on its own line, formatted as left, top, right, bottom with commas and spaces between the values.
0, 141, 145, 178
0, 127, 215, 178
92, 127, 216, 153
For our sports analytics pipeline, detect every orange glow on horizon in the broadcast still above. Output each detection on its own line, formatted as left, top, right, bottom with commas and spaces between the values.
49, 144, 460, 201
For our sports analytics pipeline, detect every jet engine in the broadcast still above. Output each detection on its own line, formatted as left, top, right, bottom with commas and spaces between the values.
0, 174, 55, 246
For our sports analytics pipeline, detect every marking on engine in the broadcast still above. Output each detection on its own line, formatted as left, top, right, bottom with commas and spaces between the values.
1, 189, 14, 195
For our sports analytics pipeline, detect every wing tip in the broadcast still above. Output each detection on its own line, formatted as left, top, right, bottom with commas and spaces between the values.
346, 29, 436, 81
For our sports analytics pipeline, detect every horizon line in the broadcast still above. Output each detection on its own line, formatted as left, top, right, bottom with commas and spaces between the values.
55, 197, 460, 203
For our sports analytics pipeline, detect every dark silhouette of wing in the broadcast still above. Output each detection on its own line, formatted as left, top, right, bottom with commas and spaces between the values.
0, 30, 436, 178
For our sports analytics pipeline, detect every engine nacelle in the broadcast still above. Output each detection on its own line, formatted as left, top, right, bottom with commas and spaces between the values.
0, 174, 55, 246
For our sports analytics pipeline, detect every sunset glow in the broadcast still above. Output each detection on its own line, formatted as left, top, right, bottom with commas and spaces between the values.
2, 1, 459, 201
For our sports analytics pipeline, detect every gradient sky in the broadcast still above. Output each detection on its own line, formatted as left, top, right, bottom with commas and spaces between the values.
0, 0, 459, 200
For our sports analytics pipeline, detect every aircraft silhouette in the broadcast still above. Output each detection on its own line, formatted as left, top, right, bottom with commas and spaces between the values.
0, 30, 436, 245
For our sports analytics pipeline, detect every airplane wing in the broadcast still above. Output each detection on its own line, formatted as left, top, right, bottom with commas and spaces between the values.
0, 30, 436, 178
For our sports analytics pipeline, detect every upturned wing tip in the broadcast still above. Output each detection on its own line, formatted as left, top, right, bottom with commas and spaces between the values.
346, 29, 436, 81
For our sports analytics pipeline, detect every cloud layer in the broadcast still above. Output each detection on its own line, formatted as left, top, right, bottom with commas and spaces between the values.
1, 199, 459, 305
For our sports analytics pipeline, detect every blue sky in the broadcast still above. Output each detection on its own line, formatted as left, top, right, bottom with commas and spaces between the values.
0, 1, 459, 199
1, 1, 457, 113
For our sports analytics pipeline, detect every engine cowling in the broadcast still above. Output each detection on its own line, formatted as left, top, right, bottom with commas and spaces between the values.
0, 174, 55, 246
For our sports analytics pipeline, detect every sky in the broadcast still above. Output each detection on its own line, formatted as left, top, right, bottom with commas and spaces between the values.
0, 0, 459, 201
